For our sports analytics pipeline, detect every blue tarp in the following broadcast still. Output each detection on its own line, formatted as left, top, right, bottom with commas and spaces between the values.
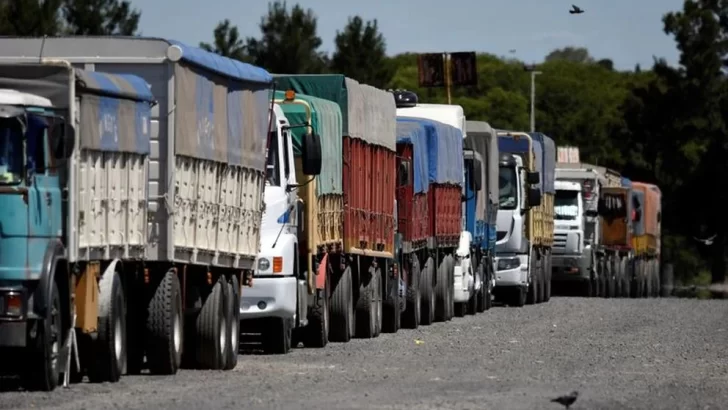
167, 39, 273, 84
396, 120, 430, 194
75, 69, 153, 155
398, 116, 463, 185
621, 177, 632, 188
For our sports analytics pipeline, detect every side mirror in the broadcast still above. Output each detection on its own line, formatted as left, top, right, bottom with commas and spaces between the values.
50, 120, 75, 159
527, 187, 542, 208
301, 132, 322, 176
526, 171, 540, 185
398, 161, 411, 187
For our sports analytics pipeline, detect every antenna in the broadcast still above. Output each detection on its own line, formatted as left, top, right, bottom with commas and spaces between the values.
38, 35, 48, 63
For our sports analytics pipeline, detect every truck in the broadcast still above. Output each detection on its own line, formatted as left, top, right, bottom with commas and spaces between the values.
552, 147, 633, 297
393, 93, 465, 324
237, 90, 333, 354
463, 120, 500, 313
0, 37, 278, 389
494, 131, 555, 306
630, 182, 662, 297
272, 75, 398, 341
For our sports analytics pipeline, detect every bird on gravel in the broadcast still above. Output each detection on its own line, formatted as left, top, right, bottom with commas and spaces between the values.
551, 391, 579, 409
569, 5, 585, 14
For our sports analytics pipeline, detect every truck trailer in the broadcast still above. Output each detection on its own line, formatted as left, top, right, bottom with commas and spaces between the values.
273, 75, 398, 341
393, 93, 465, 323
494, 131, 554, 306
630, 182, 662, 297
0, 37, 276, 388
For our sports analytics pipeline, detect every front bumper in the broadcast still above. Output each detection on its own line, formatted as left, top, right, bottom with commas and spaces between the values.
240, 276, 297, 320
552, 254, 591, 281
453, 262, 472, 303
494, 255, 528, 288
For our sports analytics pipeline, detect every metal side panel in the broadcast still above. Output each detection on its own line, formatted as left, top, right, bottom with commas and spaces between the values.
81, 62, 172, 261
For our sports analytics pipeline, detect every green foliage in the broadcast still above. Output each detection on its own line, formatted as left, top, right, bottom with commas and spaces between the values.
330, 17, 393, 89
199, 19, 248, 62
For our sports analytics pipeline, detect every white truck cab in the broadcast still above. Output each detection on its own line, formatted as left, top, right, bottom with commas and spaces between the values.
239, 102, 323, 353
494, 153, 529, 289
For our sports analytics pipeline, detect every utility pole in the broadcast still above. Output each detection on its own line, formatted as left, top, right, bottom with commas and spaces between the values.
524, 64, 542, 133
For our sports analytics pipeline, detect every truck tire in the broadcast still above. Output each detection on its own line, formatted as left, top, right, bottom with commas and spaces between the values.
374, 268, 383, 337
146, 270, 183, 375
510, 286, 527, 307
543, 254, 552, 302
356, 267, 381, 339
263, 317, 292, 354
445, 255, 455, 321
537, 257, 545, 304
223, 278, 240, 369
329, 266, 354, 342
89, 269, 126, 383
382, 267, 401, 333
303, 270, 329, 348
23, 281, 63, 391
195, 279, 227, 370
402, 257, 421, 329
434, 257, 449, 321
420, 258, 436, 325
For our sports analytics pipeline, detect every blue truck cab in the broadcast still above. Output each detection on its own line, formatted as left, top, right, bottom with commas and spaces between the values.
0, 88, 74, 385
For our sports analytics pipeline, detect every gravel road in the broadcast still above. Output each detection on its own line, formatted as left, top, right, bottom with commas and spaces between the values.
2, 297, 727, 410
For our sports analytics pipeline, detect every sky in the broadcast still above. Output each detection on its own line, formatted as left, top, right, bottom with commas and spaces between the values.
132, 0, 685, 71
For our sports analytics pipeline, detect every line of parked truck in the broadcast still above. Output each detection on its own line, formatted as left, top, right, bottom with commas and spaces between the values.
0, 36, 663, 392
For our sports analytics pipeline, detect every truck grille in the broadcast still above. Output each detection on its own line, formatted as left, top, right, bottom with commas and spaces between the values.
554, 233, 567, 250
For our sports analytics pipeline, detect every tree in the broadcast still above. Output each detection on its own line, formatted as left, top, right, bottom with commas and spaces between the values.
200, 19, 248, 61
544, 47, 593, 64
245, 1, 327, 74
0, 0, 63, 36
330, 16, 393, 88
62, 0, 141, 35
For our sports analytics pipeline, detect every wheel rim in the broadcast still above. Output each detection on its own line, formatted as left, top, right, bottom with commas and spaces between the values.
114, 306, 123, 361
50, 302, 60, 372
173, 306, 182, 354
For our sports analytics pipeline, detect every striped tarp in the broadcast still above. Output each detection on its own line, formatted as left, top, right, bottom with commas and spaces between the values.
76, 69, 154, 155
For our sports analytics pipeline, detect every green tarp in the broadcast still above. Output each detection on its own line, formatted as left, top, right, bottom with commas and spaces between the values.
273, 90, 342, 196
275, 75, 349, 134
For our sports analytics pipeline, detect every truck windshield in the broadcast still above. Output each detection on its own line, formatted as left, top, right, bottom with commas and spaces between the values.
499, 166, 518, 210
0, 117, 24, 185
555, 190, 580, 220
265, 130, 280, 186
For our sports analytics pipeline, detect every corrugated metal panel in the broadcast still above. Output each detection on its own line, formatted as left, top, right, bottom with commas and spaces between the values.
398, 117, 463, 185
275, 91, 343, 196
360, 83, 396, 151
396, 120, 429, 194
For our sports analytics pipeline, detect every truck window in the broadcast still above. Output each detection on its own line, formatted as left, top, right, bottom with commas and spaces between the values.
499, 166, 518, 210
265, 130, 280, 186
555, 190, 579, 220
0, 117, 24, 184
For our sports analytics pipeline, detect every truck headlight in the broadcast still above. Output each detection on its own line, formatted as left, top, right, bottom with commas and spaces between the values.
497, 257, 520, 271
257, 258, 271, 271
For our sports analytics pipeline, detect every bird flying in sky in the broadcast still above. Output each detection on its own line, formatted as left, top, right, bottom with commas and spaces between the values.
569, 5, 584, 14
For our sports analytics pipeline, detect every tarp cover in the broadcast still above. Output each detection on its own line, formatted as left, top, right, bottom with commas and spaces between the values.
399, 116, 463, 185
396, 120, 429, 194
0, 63, 153, 154
274, 90, 343, 195
274, 74, 396, 151
466, 120, 499, 222
175, 63, 270, 171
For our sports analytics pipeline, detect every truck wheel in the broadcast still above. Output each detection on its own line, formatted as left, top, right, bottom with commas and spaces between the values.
402, 257, 421, 329
445, 255, 455, 321
356, 267, 380, 338
511, 286, 527, 307
23, 281, 63, 391
582, 280, 592, 297
419, 258, 436, 325
382, 268, 401, 333
146, 270, 183, 375
374, 268, 383, 337
196, 279, 227, 370
537, 259, 545, 304
263, 317, 292, 354
89, 269, 126, 383
329, 266, 353, 342
434, 258, 449, 321
223, 277, 239, 369
303, 270, 329, 348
